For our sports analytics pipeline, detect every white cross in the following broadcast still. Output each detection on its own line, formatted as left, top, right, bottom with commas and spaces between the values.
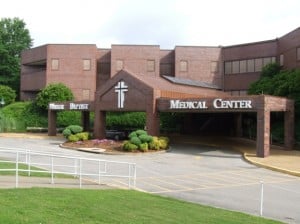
115, 81, 128, 108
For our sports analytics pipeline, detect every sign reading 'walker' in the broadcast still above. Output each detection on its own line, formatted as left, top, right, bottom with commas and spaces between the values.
169, 99, 252, 110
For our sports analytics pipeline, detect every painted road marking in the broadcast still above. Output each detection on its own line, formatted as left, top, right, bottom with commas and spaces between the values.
135, 170, 300, 194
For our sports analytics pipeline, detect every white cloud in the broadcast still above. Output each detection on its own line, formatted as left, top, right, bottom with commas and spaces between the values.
1, 0, 299, 49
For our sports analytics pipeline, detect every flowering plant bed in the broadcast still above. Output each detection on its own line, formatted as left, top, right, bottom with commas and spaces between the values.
62, 139, 124, 152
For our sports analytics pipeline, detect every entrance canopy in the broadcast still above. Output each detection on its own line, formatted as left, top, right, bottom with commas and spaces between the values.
49, 69, 294, 158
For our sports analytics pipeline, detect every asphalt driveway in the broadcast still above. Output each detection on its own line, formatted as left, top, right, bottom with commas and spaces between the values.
1, 136, 300, 223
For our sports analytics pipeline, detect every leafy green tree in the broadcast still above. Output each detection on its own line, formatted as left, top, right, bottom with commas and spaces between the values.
0, 85, 16, 106
0, 18, 32, 97
248, 63, 300, 142
35, 83, 74, 110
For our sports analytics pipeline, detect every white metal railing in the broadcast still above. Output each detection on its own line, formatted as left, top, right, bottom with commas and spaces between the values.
0, 147, 136, 189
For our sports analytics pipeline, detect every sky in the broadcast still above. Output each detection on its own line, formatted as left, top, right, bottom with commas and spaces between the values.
1, 0, 300, 49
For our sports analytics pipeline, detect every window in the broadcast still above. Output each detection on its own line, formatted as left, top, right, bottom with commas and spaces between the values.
297, 48, 300, 61
82, 89, 90, 100
271, 57, 276, 63
116, 60, 123, 71
147, 60, 155, 72
180, 60, 188, 72
247, 59, 255, 72
280, 54, 284, 66
232, 61, 239, 73
83, 59, 91, 71
239, 60, 247, 73
255, 58, 263, 72
51, 59, 59, 70
263, 57, 271, 67
224, 62, 232, 74
211, 61, 218, 73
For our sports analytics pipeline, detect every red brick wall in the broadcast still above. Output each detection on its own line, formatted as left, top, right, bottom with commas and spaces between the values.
174, 46, 223, 88
111, 45, 160, 77
46, 44, 97, 101
278, 28, 300, 69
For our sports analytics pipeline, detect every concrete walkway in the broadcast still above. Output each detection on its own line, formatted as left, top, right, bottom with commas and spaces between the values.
1, 132, 300, 177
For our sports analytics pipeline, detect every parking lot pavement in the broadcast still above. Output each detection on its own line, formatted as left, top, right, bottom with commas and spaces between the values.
1, 135, 300, 223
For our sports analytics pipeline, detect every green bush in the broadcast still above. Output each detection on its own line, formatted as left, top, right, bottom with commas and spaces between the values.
139, 143, 148, 152
62, 128, 72, 138
130, 136, 142, 146
68, 134, 80, 142
0, 85, 16, 106
35, 83, 74, 110
57, 111, 81, 127
123, 142, 138, 152
128, 131, 137, 138
139, 134, 153, 143
106, 112, 146, 129
149, 137, 160, 150
136, 130, 147, 136
67, 125, 83, 134
76, 132, 89, 141
158, 138, 169, 150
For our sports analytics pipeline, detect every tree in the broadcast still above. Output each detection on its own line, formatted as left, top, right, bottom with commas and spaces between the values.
0, 18, 32, 97
35, 83, 74, 110
0, 85, 16, 106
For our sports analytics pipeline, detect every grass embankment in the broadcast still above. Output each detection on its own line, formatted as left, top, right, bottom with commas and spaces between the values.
0, 188, 282, 224
0, 161, 73, 178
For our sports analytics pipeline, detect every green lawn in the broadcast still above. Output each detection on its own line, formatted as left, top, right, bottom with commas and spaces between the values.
0, 161, 73, 178
0, 188, 282, 224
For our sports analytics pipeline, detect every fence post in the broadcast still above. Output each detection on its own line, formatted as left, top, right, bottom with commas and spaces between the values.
98, 160, 101, 185
133, 164, 136, 188
15, 151, 19, 188
128, 163, 131, 189
79, 159, 82, 189
260, 181, 264, 216
28, 151, 31, 177
51, 156, 54, 184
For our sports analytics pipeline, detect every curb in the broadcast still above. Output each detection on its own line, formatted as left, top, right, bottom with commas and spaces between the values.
59, 144, 170, 155
243, 153, 300, 177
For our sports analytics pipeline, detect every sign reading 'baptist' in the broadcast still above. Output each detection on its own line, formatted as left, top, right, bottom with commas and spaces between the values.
49, 103, 89, 110
170, 98, 252, 110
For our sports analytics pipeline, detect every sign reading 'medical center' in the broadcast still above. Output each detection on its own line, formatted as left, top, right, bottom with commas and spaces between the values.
170, 99, 252, 109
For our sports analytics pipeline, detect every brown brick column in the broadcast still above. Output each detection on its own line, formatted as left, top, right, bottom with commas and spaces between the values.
146, 91, 160, 136
256, 109, 270, 157
235, 113, 242, 137
93, 110, 106, 139
284, 102, 295, 149
81, 111, 90, 132
48, 110, 57, 136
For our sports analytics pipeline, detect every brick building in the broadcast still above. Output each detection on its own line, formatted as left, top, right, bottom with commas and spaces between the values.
21, 27, 300, 157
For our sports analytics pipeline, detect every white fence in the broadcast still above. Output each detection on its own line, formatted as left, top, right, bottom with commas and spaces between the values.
0, 147, 136, 189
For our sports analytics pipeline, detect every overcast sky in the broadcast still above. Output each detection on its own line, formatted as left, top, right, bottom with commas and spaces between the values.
1, 0, 299, 49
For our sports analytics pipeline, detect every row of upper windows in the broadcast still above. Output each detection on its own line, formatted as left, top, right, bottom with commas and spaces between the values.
224, 57, 276, 75
51, 59, 91, 71
113, 59, 219, 73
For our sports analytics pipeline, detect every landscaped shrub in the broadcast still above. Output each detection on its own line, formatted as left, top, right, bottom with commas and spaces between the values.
149, 137, 160, 150
62, 128, 72, 138
136, 129, 147, 136
128, 132, 137, 138
68, 134, 80, 142
75, 132, 89, 141
139, 143, 148, 152
67, 125, 83, 134
123, 141, 138, 152
125, 130, 169, 151
130, 136, 142, 146
139, 134, 153, 143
